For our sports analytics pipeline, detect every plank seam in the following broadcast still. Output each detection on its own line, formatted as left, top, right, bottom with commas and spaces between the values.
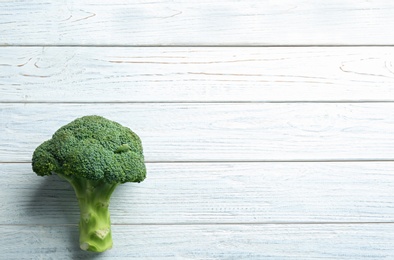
1, 222, 393, 227
4, 159, 394, 164
3, 101, 394, 104
3, 44, 394, 47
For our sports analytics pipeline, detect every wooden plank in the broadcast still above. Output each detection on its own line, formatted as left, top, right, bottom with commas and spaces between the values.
2, 47, 394, 102
2, 162, 394, 225
1, 224, 393, 259
2, 103, 394, 162
2, 1, 394, 45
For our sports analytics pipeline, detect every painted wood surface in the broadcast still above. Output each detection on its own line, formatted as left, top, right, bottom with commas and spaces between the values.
1, 162, 394, 225
2, 47, 394, 102
2, 0, 394, 46
2, 1, 394, 258
3, 103, 394, 162
2, 224, 394, 259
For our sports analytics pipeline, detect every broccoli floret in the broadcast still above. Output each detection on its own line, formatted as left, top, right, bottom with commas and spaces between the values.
32, 115, 146, 252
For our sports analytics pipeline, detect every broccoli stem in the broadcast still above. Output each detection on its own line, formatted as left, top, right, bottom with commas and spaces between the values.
62, 175, 118, 252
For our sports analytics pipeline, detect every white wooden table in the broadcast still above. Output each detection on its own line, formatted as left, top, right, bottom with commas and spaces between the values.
1, 1, 394, 259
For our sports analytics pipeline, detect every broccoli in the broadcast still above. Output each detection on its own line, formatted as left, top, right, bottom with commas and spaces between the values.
32, 115, 146, 252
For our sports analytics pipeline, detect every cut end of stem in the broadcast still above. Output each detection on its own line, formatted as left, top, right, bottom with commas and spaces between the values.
80, 242, 90, 251
79, 240, 113, 253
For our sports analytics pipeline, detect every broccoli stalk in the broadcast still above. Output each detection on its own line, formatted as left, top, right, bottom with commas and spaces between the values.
32, 115, 146, 252
62, 175, 118, 252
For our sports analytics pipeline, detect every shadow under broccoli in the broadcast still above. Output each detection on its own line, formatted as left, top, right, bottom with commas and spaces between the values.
32, 115, 146, 252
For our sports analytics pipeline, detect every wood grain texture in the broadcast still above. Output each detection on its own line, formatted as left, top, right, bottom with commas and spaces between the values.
2, 103, 394, 162
2, 0, 394, 45
2, 47, 394, 102
1, 162, 394, 225
2, 224, 394, 259
3, 0, 394, 258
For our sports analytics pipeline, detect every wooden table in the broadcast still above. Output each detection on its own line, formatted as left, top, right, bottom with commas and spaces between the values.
1, 1, 394, 259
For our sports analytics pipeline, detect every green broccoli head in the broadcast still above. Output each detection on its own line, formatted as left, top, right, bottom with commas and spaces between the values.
32, 115, 146, 252
32, 115, 146, 184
